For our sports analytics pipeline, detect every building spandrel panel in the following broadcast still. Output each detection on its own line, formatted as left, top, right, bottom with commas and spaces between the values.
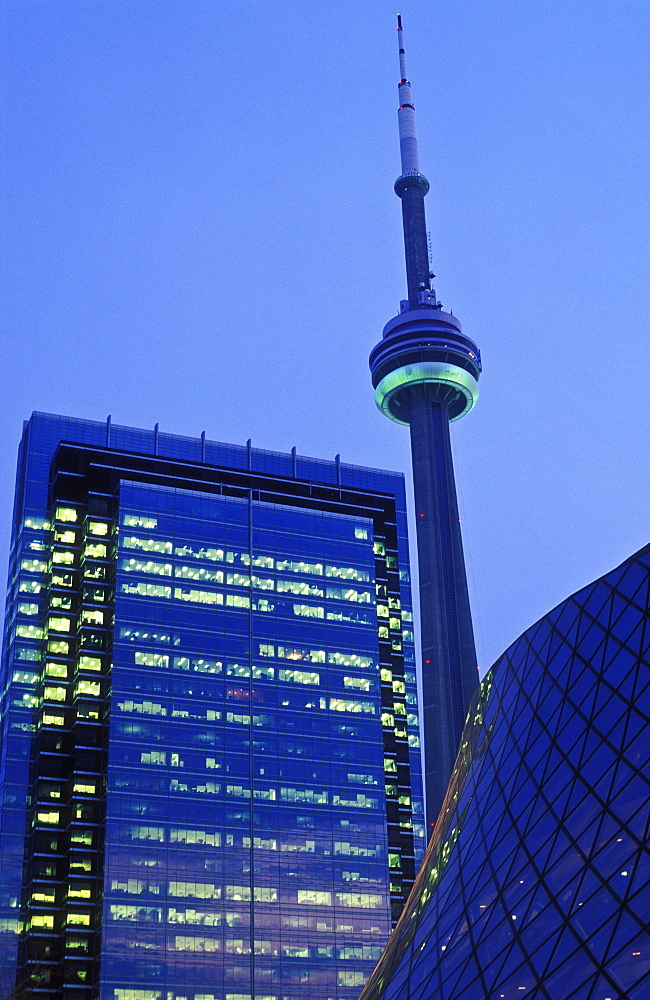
360, 544, 650, 1000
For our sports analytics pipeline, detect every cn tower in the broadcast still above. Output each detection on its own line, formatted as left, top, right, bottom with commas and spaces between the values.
370, 15, 481, 830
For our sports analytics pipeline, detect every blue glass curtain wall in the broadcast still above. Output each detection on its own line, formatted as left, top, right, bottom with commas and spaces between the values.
361, 544, 650, 1000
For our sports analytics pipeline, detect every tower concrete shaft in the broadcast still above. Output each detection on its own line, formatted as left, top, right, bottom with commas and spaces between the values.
369, 16, 481, 831
409, 388, 478, 818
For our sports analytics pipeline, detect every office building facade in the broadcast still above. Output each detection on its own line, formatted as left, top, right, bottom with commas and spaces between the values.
360, 544, 650, 1000
0, 412, 424, 1000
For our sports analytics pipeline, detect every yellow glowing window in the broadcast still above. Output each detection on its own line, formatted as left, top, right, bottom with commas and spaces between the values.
42, 712, 65, 727
280, 785, 327, 804
73, 782, 96, 795
18, 602, 39, 616
51, 595, 72, 609
16, 647, 41, 662
30, 914, 55, 929
277, 579, 323, 596
297, 890, 332, 905
329, 652, 373, 668
278, 669, 320, 686
384, 758, 398, 772
36, 810, 60, 825
175, 544, 225, 562
123, 515, 157, 529
52, 571, 73, 588
336, 892, 383, 908
44, 686, 66, 702
75, 680, 100, 698
253, 887, 277, 902
114, 990, 161, 1000
52, 550, 75, 565
172, 586, 219, 604
84, 565, 106, 579
81, 609, 105, 626
118, 700, 166, 716
123, 557, 172, 577
48, 639, 69, 654
226, 594, 250, 609
344, 676, 371, 692
66, 912, 91, 926
276, 559, 323, 576
135, 652, 169, 668
56, 529, 76, 544
56, 507, 78, 522
326, 586, 372, 603
170, 829, 220, 846
330, 698, 375, 714
381, 712, 394, 728
31, 889, 56, 903
78, 655, 102, 671
67, 884, 92, 899
122, 582, 172, 599
24, 516, 50, 529
21, 558, 47, 573
169, 881, 221, 899
333, 791, 377, 808
49, 617, 71, 633
87, 521, 109, 536
17, 624, 44, 639
84, 543, 107, 559
354, 527, 369, 539
171, 936, 219, 952
124, 536, 172, 554
19, 579, 42, 593
174, 564, 222, 582
348, 772, 377, 785
12, 670, 38, 683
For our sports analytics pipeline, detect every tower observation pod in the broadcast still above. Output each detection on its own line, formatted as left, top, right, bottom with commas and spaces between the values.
370, 15, 481, 831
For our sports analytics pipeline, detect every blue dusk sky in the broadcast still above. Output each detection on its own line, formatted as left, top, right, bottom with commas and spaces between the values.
0, 0, 648, 672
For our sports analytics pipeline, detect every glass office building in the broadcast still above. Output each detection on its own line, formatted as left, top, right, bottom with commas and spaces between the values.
361, 544, 650, 1000
0, 412, 424, 1000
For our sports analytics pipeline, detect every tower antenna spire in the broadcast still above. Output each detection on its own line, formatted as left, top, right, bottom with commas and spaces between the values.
396, 13, 420, 176
394, 14, 431, 307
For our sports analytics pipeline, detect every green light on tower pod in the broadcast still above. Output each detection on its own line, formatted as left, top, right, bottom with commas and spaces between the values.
374, 361, 479, 426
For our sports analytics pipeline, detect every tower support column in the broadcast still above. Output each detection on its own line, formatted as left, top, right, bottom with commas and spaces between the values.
409, 386, 478, 828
